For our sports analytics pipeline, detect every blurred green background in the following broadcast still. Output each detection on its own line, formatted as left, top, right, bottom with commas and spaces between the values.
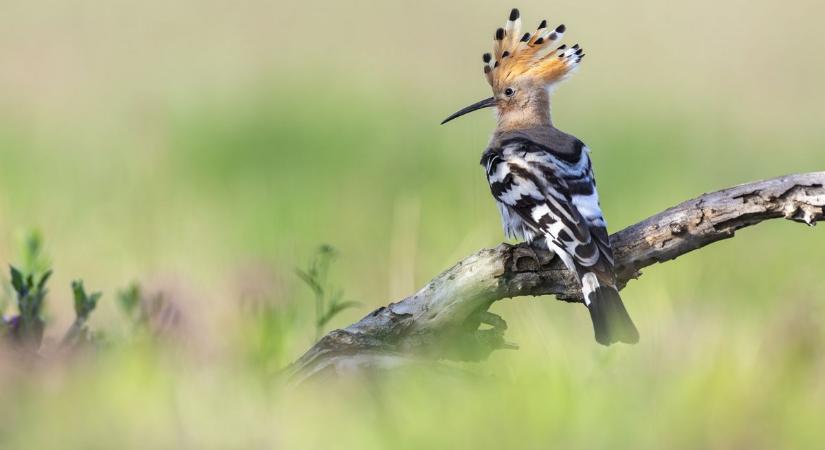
0, 0, 824, 448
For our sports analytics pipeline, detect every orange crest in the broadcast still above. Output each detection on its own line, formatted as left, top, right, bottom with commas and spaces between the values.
483, 8, 585, 91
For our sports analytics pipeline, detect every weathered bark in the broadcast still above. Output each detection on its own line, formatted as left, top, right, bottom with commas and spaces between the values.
288, 173, 825, 382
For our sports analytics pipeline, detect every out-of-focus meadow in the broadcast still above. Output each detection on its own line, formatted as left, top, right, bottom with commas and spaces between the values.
0, 0, 824, 448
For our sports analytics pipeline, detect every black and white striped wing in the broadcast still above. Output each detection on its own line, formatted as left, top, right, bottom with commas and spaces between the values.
482, 138, 639, 345
482, 141, 613, 286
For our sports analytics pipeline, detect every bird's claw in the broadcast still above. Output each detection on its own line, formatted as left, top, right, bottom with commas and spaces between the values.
510, 243, 555, 271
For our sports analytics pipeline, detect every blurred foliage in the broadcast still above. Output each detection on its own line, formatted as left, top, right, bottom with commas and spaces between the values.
296, 245, 361, 340
0, 0, 824, 449
1, 233, 103, 352
18, 230, 50, 277
61, 280, 103, 346
5, 265, 51, 349
116, 282, 142, 322
236, 282, 299, 377
71, 280, 102, 321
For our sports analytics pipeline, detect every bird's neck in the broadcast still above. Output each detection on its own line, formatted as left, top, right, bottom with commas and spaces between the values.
496, 90, 552, 132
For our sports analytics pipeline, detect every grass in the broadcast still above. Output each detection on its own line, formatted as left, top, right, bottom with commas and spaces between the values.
1, 0, 824, 447
0, 84, 822, 449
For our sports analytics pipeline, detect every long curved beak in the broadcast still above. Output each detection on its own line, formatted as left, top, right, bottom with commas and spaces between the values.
440, 97, 496, 125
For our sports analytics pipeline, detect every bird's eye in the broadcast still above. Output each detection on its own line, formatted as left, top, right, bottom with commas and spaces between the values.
504, 87, 515, 97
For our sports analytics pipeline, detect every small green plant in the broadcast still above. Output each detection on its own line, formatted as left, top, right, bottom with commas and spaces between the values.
115, 282, 185, 338
115, 282, 161, 337
295, 245, 360, 340
19, 229, 51, 276
2, 229, 53, 349
6, 265, 52, 349
61, 280, 103, 347
1, 231, 104, 353
117, 282, 142, 323
73, 280, 102, 320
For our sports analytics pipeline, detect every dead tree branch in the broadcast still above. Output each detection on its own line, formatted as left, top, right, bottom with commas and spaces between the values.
288, 172, 825, 382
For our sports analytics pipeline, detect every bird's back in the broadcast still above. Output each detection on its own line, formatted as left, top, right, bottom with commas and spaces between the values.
492, 126, 583, 160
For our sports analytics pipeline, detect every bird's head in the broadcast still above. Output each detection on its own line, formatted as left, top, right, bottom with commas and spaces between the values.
441, 8, 584, 129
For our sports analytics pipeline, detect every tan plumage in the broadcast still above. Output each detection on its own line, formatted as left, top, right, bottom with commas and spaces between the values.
483, 9, 583, 92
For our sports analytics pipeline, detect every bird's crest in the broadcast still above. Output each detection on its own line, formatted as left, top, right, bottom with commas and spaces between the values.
483, 8, 584, 90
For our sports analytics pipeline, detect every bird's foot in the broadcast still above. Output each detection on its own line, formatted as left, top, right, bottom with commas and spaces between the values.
528, 240, 556, 265
510, 241, 555, 272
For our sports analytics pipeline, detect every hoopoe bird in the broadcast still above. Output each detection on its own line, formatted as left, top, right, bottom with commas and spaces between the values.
442, 8, 639, 345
